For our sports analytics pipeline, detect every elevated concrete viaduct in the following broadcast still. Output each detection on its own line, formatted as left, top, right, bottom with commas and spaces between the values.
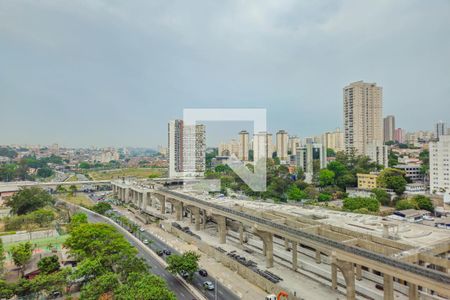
112, 181, 450, 299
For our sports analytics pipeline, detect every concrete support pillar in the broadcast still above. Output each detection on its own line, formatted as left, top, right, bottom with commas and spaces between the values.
315, 249, 321, 264
124, 188, 129, 203
331, 254, 355, 300
194, 209, 200, 231
292, 241, 298, 271
355, 264, 362, 281
175, 201, 183, 221
160, 196, 166, 214
239, 223, 244, 245
216, 215, 227, 244
408, 283, 418, 300
190, 210, 193, 223
256, 230, 273, 268
331, 263, 338, 290
284, 238, 290, 251
383, 274, 394, 300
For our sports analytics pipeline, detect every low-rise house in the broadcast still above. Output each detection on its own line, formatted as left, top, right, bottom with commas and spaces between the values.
392, 209, 431, 223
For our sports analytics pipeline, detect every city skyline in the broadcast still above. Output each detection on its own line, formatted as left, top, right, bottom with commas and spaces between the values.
1, 1, 450, 147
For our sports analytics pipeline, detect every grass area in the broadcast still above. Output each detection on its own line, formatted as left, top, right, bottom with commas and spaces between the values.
64, 175, 78, 182
4, 234, 68, 252
88, 167, 164, 180
59, 194, 94, 207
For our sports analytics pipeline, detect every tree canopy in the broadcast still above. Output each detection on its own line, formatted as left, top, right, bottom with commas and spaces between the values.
166, 251, 200, 281
5, 187, 54, 215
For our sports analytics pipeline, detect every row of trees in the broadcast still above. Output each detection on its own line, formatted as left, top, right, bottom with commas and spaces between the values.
0, 155, 64, 182
65, 215, 176, 299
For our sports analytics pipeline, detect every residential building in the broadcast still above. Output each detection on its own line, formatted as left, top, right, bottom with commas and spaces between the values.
394, 128, 405, 144
253, 132, 273, 162
383, 115, 395, 142
405, 131, 434, 146
322, 128, 344, 152
168, 119, 206, 178
296, 143, 327, 183
288, 136, 301, 155
276, 130, 289, 163
394, 164, 424, 182
238, 130, 249, 161
365, 142, 388, 168
434, 121, 448, 141
218, 139, 239, 157
357, 173, 379, 190
343, 81, 383, 154
430, 135, 450, 194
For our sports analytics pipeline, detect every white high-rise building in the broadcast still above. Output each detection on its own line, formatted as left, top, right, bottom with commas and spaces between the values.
383, 115, 395, 142
322, 128, 344, 152
365, 142, 388, 168
296, 143, 327, 183
168, 120, 206, 178
276, 130, 289, 162
238, 130, 249, 161
430, 135, 450, 194
434, 121, 447, 141
343, 81, 383, 154
253, 132, 273, 162
288, 136, 301, 155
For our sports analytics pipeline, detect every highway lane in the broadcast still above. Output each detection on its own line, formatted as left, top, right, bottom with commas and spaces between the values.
85, 211, 199, 300
111, 210, 240, 300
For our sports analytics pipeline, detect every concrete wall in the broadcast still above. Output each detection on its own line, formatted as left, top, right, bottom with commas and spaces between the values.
1, 229, 58, 244
164, 221, 301, 300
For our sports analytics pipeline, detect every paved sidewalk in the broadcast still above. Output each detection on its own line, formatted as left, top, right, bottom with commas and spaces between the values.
116, 207, 267, 300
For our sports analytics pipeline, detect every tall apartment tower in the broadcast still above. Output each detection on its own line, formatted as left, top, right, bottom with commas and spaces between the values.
253, 132, 273, 162
383, 115, 395, 142
238, 130, 249, 161
322, 128, 344, 152
343, 81, 383, 154
434, 121, 448, 141
276, 130, 289, 162
430, 135, 450, 194
168, 120, 206, 178
288, 136, 301, 155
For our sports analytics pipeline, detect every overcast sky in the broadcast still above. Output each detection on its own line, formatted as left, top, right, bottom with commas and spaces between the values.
1, 0, 449, 148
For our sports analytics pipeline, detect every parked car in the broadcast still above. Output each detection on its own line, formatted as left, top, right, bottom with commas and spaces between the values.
143, 239, 149, 245
139, 227, 145, 232
180, 270, 189, 278
156, 250, 164, 256
203, 281, 215, 290
198, 269, 208, 277
163, 249, 171, 255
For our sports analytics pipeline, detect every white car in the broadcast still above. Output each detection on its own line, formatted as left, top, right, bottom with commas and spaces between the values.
139, 228, 145, 232
143, 239, 149, 244
203, 281, 215, 290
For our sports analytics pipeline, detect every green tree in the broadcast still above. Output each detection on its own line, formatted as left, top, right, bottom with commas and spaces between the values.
10, 242, 33, 277
318, 193, 332, 202
55, 185, 67, 194
326, 148, 336, 157
412, 195, 434, 212
286, 185, 307, 201
38, 255, 60, 274
79, 162, 91, 169
166, 251, 200, 281
115, 272, 176, 300
395, 199, 417, 210
69, 212, 88, 230
371, 188, 391, 206
80, 272, 119, 300
318, 169, 335, 187
68, 185, 77, 197
37, 167, 54, 178
92, 202, 112, 215
5, 187, 54, 215
0, 240, 5, 274
28, 209, 55, 227
377, 168, 407, 196
343, 197, 380, 212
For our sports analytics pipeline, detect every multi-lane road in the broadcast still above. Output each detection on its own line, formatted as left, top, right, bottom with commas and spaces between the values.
83, 206, 239, 300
